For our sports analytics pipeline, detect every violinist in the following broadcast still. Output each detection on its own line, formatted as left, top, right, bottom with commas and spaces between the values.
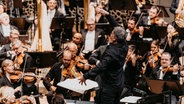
138, 5, 167, 40
160, 22, 181, 64
0, 59, 22, 98
11, 40, 33, 71
43, 50, 81, 103
142, 40, 161, 77
149, 52, 179, 103
121, 44, 142, 98
125, 17, 144, 42
0, 29, 20, 66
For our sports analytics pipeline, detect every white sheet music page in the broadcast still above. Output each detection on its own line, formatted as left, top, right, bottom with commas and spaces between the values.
57, 79, 98, 94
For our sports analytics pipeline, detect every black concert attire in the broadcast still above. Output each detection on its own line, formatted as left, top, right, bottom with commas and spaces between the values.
22, 81, 40, 104
83, 40, 128, 104
48, 9, 64, 51
0, 44, 12, 66
170, 0, 184, 56
160, 33, 181, 64
0, 25, 17, 46
138, 16, 160, 40
0, 75, 21, 98
43, 62, 83, 103
80, 28, 107, 58
121, 58, 142, 98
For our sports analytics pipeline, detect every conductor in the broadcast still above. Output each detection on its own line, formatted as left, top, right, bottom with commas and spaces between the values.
78, 26, 128, 104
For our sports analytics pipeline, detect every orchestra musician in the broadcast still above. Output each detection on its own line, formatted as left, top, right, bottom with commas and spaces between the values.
160, 22, 181, 65
121, 44, 142, 98
0, 29, 20, 66
0, 59, 22, 98
170, 0, 184, 58
46, 0, 65, 50
80, 18, 107, 59
0, 13, 18, 46
11, 39, 33, 71
138, 5, 168, 40
149, 52, 180, 103
43, 50, 81, 103
125, 16, 144, 42
142, 40, 161, 77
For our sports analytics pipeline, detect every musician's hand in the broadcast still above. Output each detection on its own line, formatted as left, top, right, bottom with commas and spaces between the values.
50, 86, 57, 92
78, 75, 86, 86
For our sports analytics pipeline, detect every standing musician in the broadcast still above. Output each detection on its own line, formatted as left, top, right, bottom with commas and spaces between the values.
47, 0, 65, 50
43, 50, 81, 103
160, 22, 181, 65
141, 40, 161, 77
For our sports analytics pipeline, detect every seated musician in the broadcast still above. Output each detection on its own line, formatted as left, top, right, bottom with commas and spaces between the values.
125, 16, 144, 42
0, 59, 22, 98
10, 40, 33, 71
138, 5, 168, 40
149, 52, 180, 103
22, 72, 40, 104
0, 13, 18, 46
160, 22, 181, 64
142, 40, 161, 77
80, 18, 107, 59
66, 42, 91, 74
0, 29, 20, 66
61, 32, 83, 55
121, 44, 142, 98
43, 50, 81, 103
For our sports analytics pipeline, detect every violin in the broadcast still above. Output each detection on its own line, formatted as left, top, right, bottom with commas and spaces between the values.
162, 66, 175, 73
150, 17, 168, 26
14, 53, 25, 70
62, 60, 81, 79
10, 71, 23, 83
148, 52, 160, 68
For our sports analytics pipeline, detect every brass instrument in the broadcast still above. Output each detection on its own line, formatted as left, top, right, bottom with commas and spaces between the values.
175, 0, 184, 28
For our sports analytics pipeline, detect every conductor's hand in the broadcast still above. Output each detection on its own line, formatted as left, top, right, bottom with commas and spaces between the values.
78, 75, 87, 85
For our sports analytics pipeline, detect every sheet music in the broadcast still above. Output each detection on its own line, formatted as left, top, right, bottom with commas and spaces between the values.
57, 79, 98, 94
120, 96, 142, 103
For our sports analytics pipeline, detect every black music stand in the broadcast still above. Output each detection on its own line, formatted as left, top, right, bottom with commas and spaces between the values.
109, 0, 137, 10
136, 41, 151, 56
26, 51, 58, 68
50, 17, 74, 50
155, 26, 167, 39
143, 5, 169, 17
145, 78, 183, 95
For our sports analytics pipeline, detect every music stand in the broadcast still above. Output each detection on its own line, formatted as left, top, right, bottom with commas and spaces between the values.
155, 26, 167, 39
146, 78, 183, 95
109, 0, 137, 10
143, 5, 169, 17
136, 41, 151, 56
26, 51, 58, 68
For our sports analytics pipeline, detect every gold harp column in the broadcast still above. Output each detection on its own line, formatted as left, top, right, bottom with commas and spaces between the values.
37, 0, 42, 52
83, 0, 90, 29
